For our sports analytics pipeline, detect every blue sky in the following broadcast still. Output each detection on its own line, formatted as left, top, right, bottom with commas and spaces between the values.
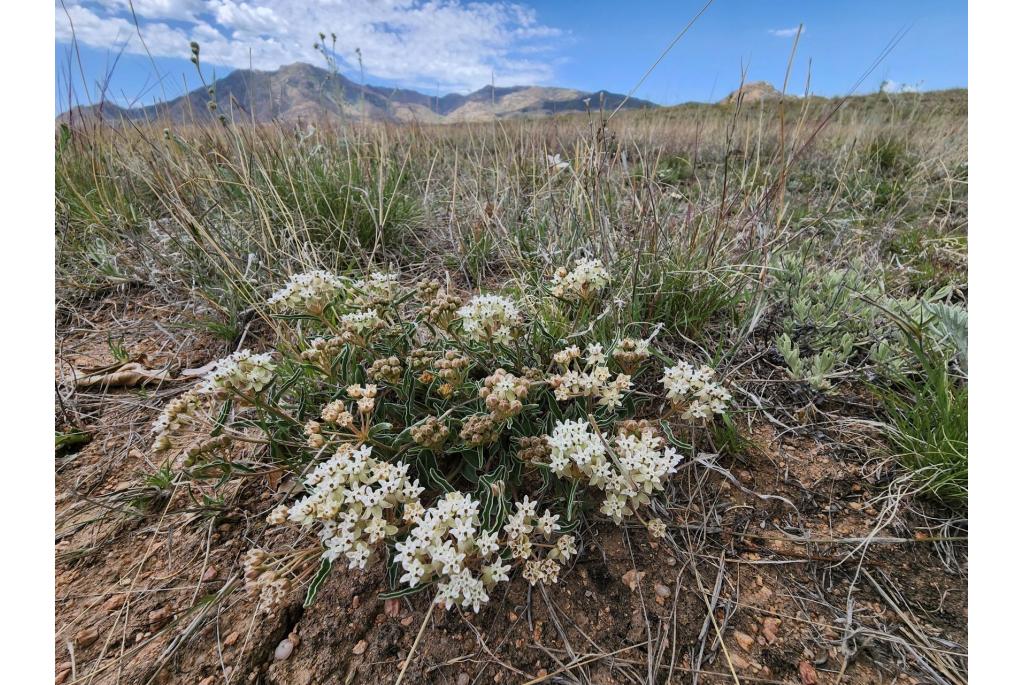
55, 1, 967, 112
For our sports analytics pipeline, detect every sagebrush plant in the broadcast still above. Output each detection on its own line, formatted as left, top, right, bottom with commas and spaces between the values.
151, 260, 730, 612
770, 252, 967, 392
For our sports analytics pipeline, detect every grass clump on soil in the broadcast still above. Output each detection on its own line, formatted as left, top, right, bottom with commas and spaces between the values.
875, 311, 968, 507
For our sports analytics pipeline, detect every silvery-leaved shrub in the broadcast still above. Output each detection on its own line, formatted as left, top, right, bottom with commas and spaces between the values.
152, 261, 730, 613
770, 253, 966, 389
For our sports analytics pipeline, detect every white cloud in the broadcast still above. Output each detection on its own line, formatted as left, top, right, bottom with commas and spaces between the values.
880, 79, 921, 94
55, 1, 566, 91
768, 27, 803, 38
98, 0, 207, 21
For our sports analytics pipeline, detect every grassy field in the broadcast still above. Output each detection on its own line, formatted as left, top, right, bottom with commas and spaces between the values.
55, 89, 967, 684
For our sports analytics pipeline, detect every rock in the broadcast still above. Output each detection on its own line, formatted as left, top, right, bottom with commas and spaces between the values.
202, 565, 218, 582
621, 569, 646, 592
102, 594, 126, 613
762, 617, 781, 643
199, 677, 216, 685
75, 627, 99, 648
351, 595, 361, 609
654, 583, 672, 599
352, 640, 368, 655
731, 654, 750, 670
148, 607, 172, 630
384, 598, 401, 617
798, 660, 819, 684
274, 638, 294, 661
55, 668, 71, 684
224, 631, 240, 647
456, 674, 471, 685
734, 630, 755, 652
400, 616, 414, 626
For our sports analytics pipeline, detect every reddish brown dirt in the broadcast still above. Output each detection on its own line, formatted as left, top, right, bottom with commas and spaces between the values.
56, 288, 966, 685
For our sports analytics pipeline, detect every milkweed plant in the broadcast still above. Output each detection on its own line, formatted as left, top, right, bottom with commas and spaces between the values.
151, 260, 731, 614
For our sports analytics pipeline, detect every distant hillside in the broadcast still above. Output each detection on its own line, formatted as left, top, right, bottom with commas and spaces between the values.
58, 62, 657, 125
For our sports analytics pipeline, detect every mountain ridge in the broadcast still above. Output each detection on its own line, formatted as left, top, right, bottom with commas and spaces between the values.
59, 62, 658, 125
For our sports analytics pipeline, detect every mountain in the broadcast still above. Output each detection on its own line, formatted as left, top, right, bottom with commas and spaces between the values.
59, 62, 657, 125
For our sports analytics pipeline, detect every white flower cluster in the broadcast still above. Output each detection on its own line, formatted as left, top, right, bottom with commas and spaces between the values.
503, 497, 576, 586
394, 492, 507, 612
457, 294, 521, 345
201, 349, 276, 396
545, 419, 682, 523
548, 343, 632, 409
660, 360, 732, 419
338, 308, 385, 343
267, 270, 347, 314
288, 443, 424, 570
352, 272, 398, 307
551, 258, 610, 302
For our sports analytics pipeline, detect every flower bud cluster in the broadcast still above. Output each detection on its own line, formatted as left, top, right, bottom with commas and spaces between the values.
152, 389, 203, 451
515, 436, 550, 463
242, 549, 295, 612
434, 350, 470, 384
410, 416, 450, 451
459, 413, 500, 447
368, 355, 402, 384
300, 336, 346, 364
346, 384, 378, 415
320, 400, 355, 427
612, 337, 651, 372
423, 291, 462, 326
479, 368, 530, 420
183, 434, 232, 465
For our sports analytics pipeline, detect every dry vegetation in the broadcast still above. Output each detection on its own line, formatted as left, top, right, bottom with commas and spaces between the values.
55, 88, 966, 685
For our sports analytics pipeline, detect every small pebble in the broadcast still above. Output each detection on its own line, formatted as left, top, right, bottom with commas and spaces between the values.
384, 598, 401, 617
75, 627, 99, 648
352, 640, 368, 655
762, 617, 781, 643
734, 630, 755, 652
274, 638, 294, 661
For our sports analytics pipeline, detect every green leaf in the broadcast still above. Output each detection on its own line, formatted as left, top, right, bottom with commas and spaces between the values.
428, 468, 455, 493
210, 400, 232, 437
380, 583, 429, 600
304, 557, 332, 607
55, 430, 90, 454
